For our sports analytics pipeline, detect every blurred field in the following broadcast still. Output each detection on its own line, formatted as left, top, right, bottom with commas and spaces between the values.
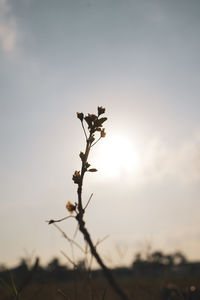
1, 251, 200, 300
1, 276, 200, 300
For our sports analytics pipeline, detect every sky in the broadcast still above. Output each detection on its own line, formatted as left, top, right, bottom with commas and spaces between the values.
0, 0, 200, 268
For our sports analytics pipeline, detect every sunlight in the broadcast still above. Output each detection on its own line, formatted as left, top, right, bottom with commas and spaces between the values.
94, 135, 140, 178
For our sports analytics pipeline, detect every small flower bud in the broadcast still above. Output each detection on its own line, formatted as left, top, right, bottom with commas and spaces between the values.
98, 106, 105, 116
48, 219, 54, 224
94, 117, 107, 128
101, 128, 106, 138
77, 112, 84, 122
88, 114, 98, 121
72, 170, 81, 184
79, 152, 85, 161
85, 162, 91, 169
84, 115, 93, 128
88, 134, 95, 143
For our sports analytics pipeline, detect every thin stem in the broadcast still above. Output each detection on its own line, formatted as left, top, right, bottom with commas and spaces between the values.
57, 288, 69, 300
77, 138, 91, 212
91, 136, 101, 147
95, 235, 109, 247
81, 121, 88, 140
84, 193, 93, 210
61, 250, 78, 268
53, 223, 86, 254
73, 224, 79, 239
47, 215, 74, 224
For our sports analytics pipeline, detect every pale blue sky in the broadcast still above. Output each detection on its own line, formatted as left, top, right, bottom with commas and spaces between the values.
0, 0, 200, 267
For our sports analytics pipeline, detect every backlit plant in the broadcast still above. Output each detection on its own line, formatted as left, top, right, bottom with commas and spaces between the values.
48, 107, 129, 300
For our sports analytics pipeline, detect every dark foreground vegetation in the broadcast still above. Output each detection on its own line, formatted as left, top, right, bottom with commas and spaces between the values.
1, 250, 200, 300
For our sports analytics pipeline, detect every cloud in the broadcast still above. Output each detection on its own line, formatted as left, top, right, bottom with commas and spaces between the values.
177, 134, 200, 182
136, 131, 200, 185
0, 0, 17, 53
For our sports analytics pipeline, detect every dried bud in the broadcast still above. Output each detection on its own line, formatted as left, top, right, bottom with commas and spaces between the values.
84, 115, 93, 128
88, 134, 95, 143
85, 162, 91, 169
88, 168, 98, 172
88, 114, 98, 121
98, 106, 105, 116
66, 201, 76, 214
48, 219, 54, 224
79, 152, 85, 162
101, 128, 106, 138
77, 112, 84, 122
94, 117, 107, 128
84, 114, 98, 130
72, 170, 81, 184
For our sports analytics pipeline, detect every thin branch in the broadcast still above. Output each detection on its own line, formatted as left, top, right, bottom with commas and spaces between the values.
47, 215, 75, 224
57, 288, 70, 300
95, 235, 109, 248
81, 121, 88, 140
84, 193, 93, 210
70, 239, 75, 263
73, 224, 79, 239
61, 251, 78, 268
53, 223, 86, 254
91, 136, 101, 147
88, 252, 94, 271
102, 287, 108, 300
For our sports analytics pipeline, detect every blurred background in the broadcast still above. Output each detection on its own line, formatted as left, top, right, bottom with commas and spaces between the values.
0, 0, 200, 268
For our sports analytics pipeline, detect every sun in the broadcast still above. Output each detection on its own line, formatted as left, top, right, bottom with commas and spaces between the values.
94, 135, 140, 178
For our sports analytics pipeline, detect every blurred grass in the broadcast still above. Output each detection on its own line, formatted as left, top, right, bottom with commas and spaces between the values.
1, 276, 200, 300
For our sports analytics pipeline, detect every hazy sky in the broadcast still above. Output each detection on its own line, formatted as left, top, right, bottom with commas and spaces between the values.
1, 0, 200, 267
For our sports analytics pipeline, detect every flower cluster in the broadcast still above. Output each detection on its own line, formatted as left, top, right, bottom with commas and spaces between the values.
72, 106, 107, 186
77, 106, 107, 137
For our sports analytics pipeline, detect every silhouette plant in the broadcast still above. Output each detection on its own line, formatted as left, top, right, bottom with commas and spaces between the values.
48, 107, 130, 300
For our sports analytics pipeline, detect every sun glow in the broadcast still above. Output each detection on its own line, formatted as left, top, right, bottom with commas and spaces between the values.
94, 135, 140, 178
